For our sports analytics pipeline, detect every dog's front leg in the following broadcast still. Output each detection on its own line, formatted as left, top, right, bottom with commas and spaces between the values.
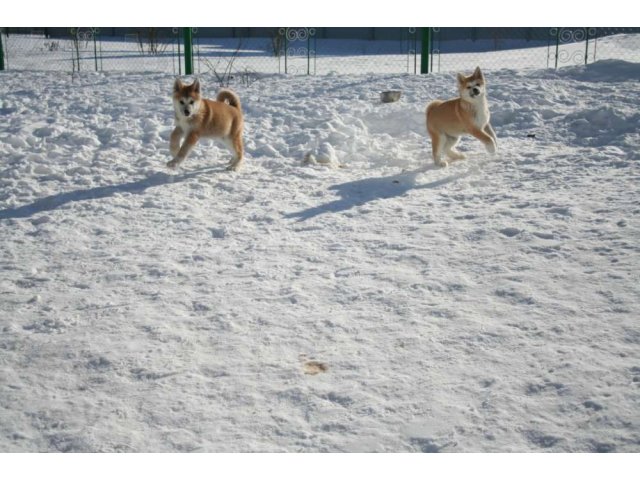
484, 123, 498, 148
169, 126, 184, 157
167, 131, 199, 169
469, 126, 496, 154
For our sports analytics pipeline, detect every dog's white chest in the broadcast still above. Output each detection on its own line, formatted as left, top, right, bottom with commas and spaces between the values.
176, 117, 191, 133
474, 102, 490, 127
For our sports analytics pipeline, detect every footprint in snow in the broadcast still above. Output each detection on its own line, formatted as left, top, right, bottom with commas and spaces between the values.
304, 361, 328, 375
299, 355, 328, 375
499, 227, 521, 237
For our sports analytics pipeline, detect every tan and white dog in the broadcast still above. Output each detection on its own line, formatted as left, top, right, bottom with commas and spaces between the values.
426, 67, 497, 167
168, 78, 244, 171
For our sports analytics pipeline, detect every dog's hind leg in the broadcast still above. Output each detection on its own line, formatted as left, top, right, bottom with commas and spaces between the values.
444, 135, 465, 161
429, 130, 447, 167
226, 133, 244, 172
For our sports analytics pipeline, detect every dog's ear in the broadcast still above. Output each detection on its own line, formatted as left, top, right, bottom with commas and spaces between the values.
457, 72, 466, 85
173, 78, 183, 93
192, 78, 201, 94
473, 66, 484, 80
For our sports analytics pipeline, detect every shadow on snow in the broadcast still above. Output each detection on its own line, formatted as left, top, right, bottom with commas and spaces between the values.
0, 167, 221, 220
285, 164, 474, 222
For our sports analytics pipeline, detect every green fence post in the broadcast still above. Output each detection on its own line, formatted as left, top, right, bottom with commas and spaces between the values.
307, 31, 310, 75
183, 27, 193, 75
554, 28, 560, 69
177, 29, 182, 76
93, 29, 99, 72
584, 27, 589, 65
0, 29, 5, 71
420, 28, 430, 74
284, 28, 288, 74
414, 29, 418, 74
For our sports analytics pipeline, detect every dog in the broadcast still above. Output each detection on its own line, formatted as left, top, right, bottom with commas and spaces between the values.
426, 66, 497, 167
167, 78, 244, 171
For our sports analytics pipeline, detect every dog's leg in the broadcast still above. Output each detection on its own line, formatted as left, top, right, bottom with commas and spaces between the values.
468, 126, 496, 154
167, 131, 199, 169
444, 135, 465, 161
226, 133, 244, 172
169, 126, 184, 157
484, 123, 498, 148
429, 130, 447, 167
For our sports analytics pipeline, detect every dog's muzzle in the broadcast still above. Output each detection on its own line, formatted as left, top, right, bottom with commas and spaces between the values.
184, 109, 191, 116
470, 87, 480, 97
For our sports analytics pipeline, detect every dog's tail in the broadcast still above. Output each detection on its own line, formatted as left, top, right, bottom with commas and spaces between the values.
217, 89, 242, 111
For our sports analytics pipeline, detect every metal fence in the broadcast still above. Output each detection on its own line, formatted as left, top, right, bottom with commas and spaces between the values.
1, 27, 639, 78
0, 28, 186, 73
427, 27, 640, 72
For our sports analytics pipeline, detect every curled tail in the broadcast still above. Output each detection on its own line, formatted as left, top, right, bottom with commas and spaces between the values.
216, 89, 242, 111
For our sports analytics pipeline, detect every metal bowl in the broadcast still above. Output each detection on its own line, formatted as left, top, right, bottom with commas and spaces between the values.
380, 90, 402, 103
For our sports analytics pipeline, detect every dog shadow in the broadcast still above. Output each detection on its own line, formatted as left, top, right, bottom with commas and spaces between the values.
285, 163, 474, 222
0, 166, 221, 221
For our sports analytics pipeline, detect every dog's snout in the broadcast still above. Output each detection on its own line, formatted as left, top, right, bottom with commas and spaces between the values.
472, 87, 480, 95
184, 109, 190, 116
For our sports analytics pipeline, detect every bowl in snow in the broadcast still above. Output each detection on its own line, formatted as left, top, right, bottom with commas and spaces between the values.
380, 90, 402, 103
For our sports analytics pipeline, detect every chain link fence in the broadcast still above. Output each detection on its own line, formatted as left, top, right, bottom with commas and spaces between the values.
0, 28, 185, 73
1, 27, 639, 77
428, 27, 640, 72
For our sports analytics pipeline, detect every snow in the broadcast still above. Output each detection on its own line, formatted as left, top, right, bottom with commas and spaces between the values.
0, 56, 639, 452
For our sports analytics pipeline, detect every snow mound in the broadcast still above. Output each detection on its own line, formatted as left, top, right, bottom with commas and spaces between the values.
304, 142, 342, 168
566, 106, 640, 146
557, 59, 640, 83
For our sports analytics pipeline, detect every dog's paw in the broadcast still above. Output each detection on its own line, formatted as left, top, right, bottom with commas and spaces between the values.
447, 150, 466, 160
436, 160, 449, 168
166, 159, 180, 169
226, 161, 243, 172
485, 141, 497, 154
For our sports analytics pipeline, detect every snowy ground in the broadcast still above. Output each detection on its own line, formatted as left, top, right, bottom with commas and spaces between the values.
0, 59, 639, 452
